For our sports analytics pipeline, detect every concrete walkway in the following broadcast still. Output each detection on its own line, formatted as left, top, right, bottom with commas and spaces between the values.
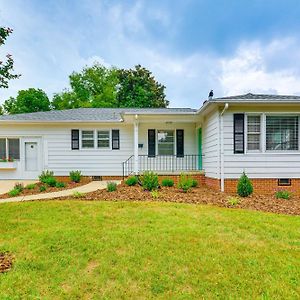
0, 180, 121, 204
0, 180, 38, 195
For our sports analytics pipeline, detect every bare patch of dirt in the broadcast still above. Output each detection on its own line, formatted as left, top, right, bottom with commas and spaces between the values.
55, 182, 300, 216
0, 252, 14, 273
85, 260, 99, 274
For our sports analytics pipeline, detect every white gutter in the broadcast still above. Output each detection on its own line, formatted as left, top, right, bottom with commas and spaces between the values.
220, 103, 229, 192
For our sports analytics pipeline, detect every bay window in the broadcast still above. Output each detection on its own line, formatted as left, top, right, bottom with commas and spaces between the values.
157, 130, 174, 155
266, 116, 298, 150
247, 115, 261, 151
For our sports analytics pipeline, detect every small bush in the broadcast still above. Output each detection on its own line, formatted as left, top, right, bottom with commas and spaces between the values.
141, 171, 159, 191
25, 183, 36, 190
39, 170, 54, 183
8, 188, 20, 197
125, 176, 138, 186
275, 190, 291, 200
14, 182, 24, 192
178, 173, 193, 193
73, 191, 85, 198
39, 185, 47, 192
56, 182, 66, 188
69, 170, 82, 183
151, 190, 160, 199
44, 177, 57, 187
237, 172, 253, 197
107, 181, 117, 192
161, 178, 174, 187
191, 179, 198, 187
228, 196, 240, 206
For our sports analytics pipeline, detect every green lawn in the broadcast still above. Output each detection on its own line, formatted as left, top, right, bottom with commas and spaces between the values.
0, 201, 299, 299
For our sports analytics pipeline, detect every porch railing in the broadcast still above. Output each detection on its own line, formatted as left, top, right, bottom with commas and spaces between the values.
122, 154, 203, 178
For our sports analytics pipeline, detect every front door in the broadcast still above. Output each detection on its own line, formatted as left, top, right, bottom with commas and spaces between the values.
25, 142, 38, 171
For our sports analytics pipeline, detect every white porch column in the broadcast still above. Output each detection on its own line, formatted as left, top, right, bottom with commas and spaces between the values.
133, 119, 139, 174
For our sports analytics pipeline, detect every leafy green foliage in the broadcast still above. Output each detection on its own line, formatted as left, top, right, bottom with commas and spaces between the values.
125, 176, 138, 186
191, 179, 198, 187
178, 173, 193, 193
3, 88, 50, 114
0, 27, 20, 89
161, 178, 174, 187
69, 170, 82, 183
107, 181, 117, 192
25, 184, 36, 190
73, 191, 85, 198
8, 188, 20, 197
56, 182, 66, 188
117, 65, 169, 108
275, 190, 291, 200
237, 172, 253, 197
227, 197, 240, 206
44, 177, 57, 187
151, 190, 160, 199
39, 170, 54, 183
141, 171, 159, 191
14, 182, 24, 192
39, 185, 47, 192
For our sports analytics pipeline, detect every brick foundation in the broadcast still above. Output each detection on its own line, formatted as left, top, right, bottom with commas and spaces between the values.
204, 177, 221, 191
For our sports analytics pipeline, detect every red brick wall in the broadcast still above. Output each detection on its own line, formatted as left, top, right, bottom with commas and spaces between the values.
204, 177, 220, 191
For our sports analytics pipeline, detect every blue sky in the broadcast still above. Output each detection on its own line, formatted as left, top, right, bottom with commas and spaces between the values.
1, 0, 300, 108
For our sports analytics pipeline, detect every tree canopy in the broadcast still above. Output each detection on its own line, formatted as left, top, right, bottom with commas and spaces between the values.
0, 27, 20, 89
3, 88, 51, 114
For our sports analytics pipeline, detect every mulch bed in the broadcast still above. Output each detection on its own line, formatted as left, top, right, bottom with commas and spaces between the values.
0, 177, 91, 199
56, 183, 300, 216
0, 252, 13, 273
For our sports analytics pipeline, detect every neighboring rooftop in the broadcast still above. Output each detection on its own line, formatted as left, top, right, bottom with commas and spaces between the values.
211, 93, 300, 102
0, 107, 197, 122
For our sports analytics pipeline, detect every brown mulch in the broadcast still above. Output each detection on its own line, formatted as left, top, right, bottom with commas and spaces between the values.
0, 252, 13, 273
0, 177, 91, 199
56, 182, 300, 216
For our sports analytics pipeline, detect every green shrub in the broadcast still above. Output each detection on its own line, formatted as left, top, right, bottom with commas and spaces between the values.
178, 173, 193, 193
39, 185, 47, 192
107, 181, 117, 192
25, 183, 36, 190
56, 182, 66, 188
44, 177, 57, 187
275, 190, 291, 200
125, 176, 138, 186
73, 191, 85, 198
151, 190, 160, 199
227, 196, 240, 206
141, 171, 159, 191
39, 170, 54, 183
14, 182, 24, 192
69, 170, 82, 183
191, 179, 198, 187
237, 172, 253, 197
8, 188, 20, 197
161, 178, 174, 187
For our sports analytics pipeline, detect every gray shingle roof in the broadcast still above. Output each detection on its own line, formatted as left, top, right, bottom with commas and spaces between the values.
0, 107, 197, 122
211, 93, 300, 101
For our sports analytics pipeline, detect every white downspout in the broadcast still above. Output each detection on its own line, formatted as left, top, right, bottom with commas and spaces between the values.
220, 103, 229, 192
133, 115, 139, 175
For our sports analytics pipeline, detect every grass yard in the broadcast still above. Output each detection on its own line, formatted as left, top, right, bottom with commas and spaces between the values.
0, 201, 299, 299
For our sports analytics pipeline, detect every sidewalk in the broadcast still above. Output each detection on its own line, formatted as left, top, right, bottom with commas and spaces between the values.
0, 181, 121, 204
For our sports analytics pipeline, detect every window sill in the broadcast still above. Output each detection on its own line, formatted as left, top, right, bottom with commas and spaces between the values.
0, 162, 17, 170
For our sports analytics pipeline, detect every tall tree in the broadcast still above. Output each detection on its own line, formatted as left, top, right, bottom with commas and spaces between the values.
0, 27, 20, 89
117, 64, 169, 108
52, 63, 119, 110
3, 88, 51, 114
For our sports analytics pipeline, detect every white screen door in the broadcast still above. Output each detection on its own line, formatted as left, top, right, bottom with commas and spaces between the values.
25, 142, 38, 171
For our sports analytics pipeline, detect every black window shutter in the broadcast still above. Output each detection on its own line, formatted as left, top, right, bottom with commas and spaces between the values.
176, 129, 184, 157
71, 129, 79, 150
148, 129, 156, 157
112, 130, 120, 150
233, 114, 245, 154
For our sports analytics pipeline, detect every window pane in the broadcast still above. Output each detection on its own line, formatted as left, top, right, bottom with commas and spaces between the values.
97, 131, 110, 148
247, 116, 261, 151
158, 130, 174, 155
0, 139, 6, 159
247, 116, 260, 133
8, 139, 20, 159
247, 134, 260, 150
82, 131, 94, 148
266, 116, 298, 150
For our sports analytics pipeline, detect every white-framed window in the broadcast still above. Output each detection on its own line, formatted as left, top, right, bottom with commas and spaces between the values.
266, 116, 299, 151
0, 138, 20, 160
247, 115, 261, 151
97, 130, 110, 148
81, 130, 95, 149
157, 130, 174, 155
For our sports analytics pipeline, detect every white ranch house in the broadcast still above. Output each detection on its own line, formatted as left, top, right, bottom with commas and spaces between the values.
1, 93, 300, 193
